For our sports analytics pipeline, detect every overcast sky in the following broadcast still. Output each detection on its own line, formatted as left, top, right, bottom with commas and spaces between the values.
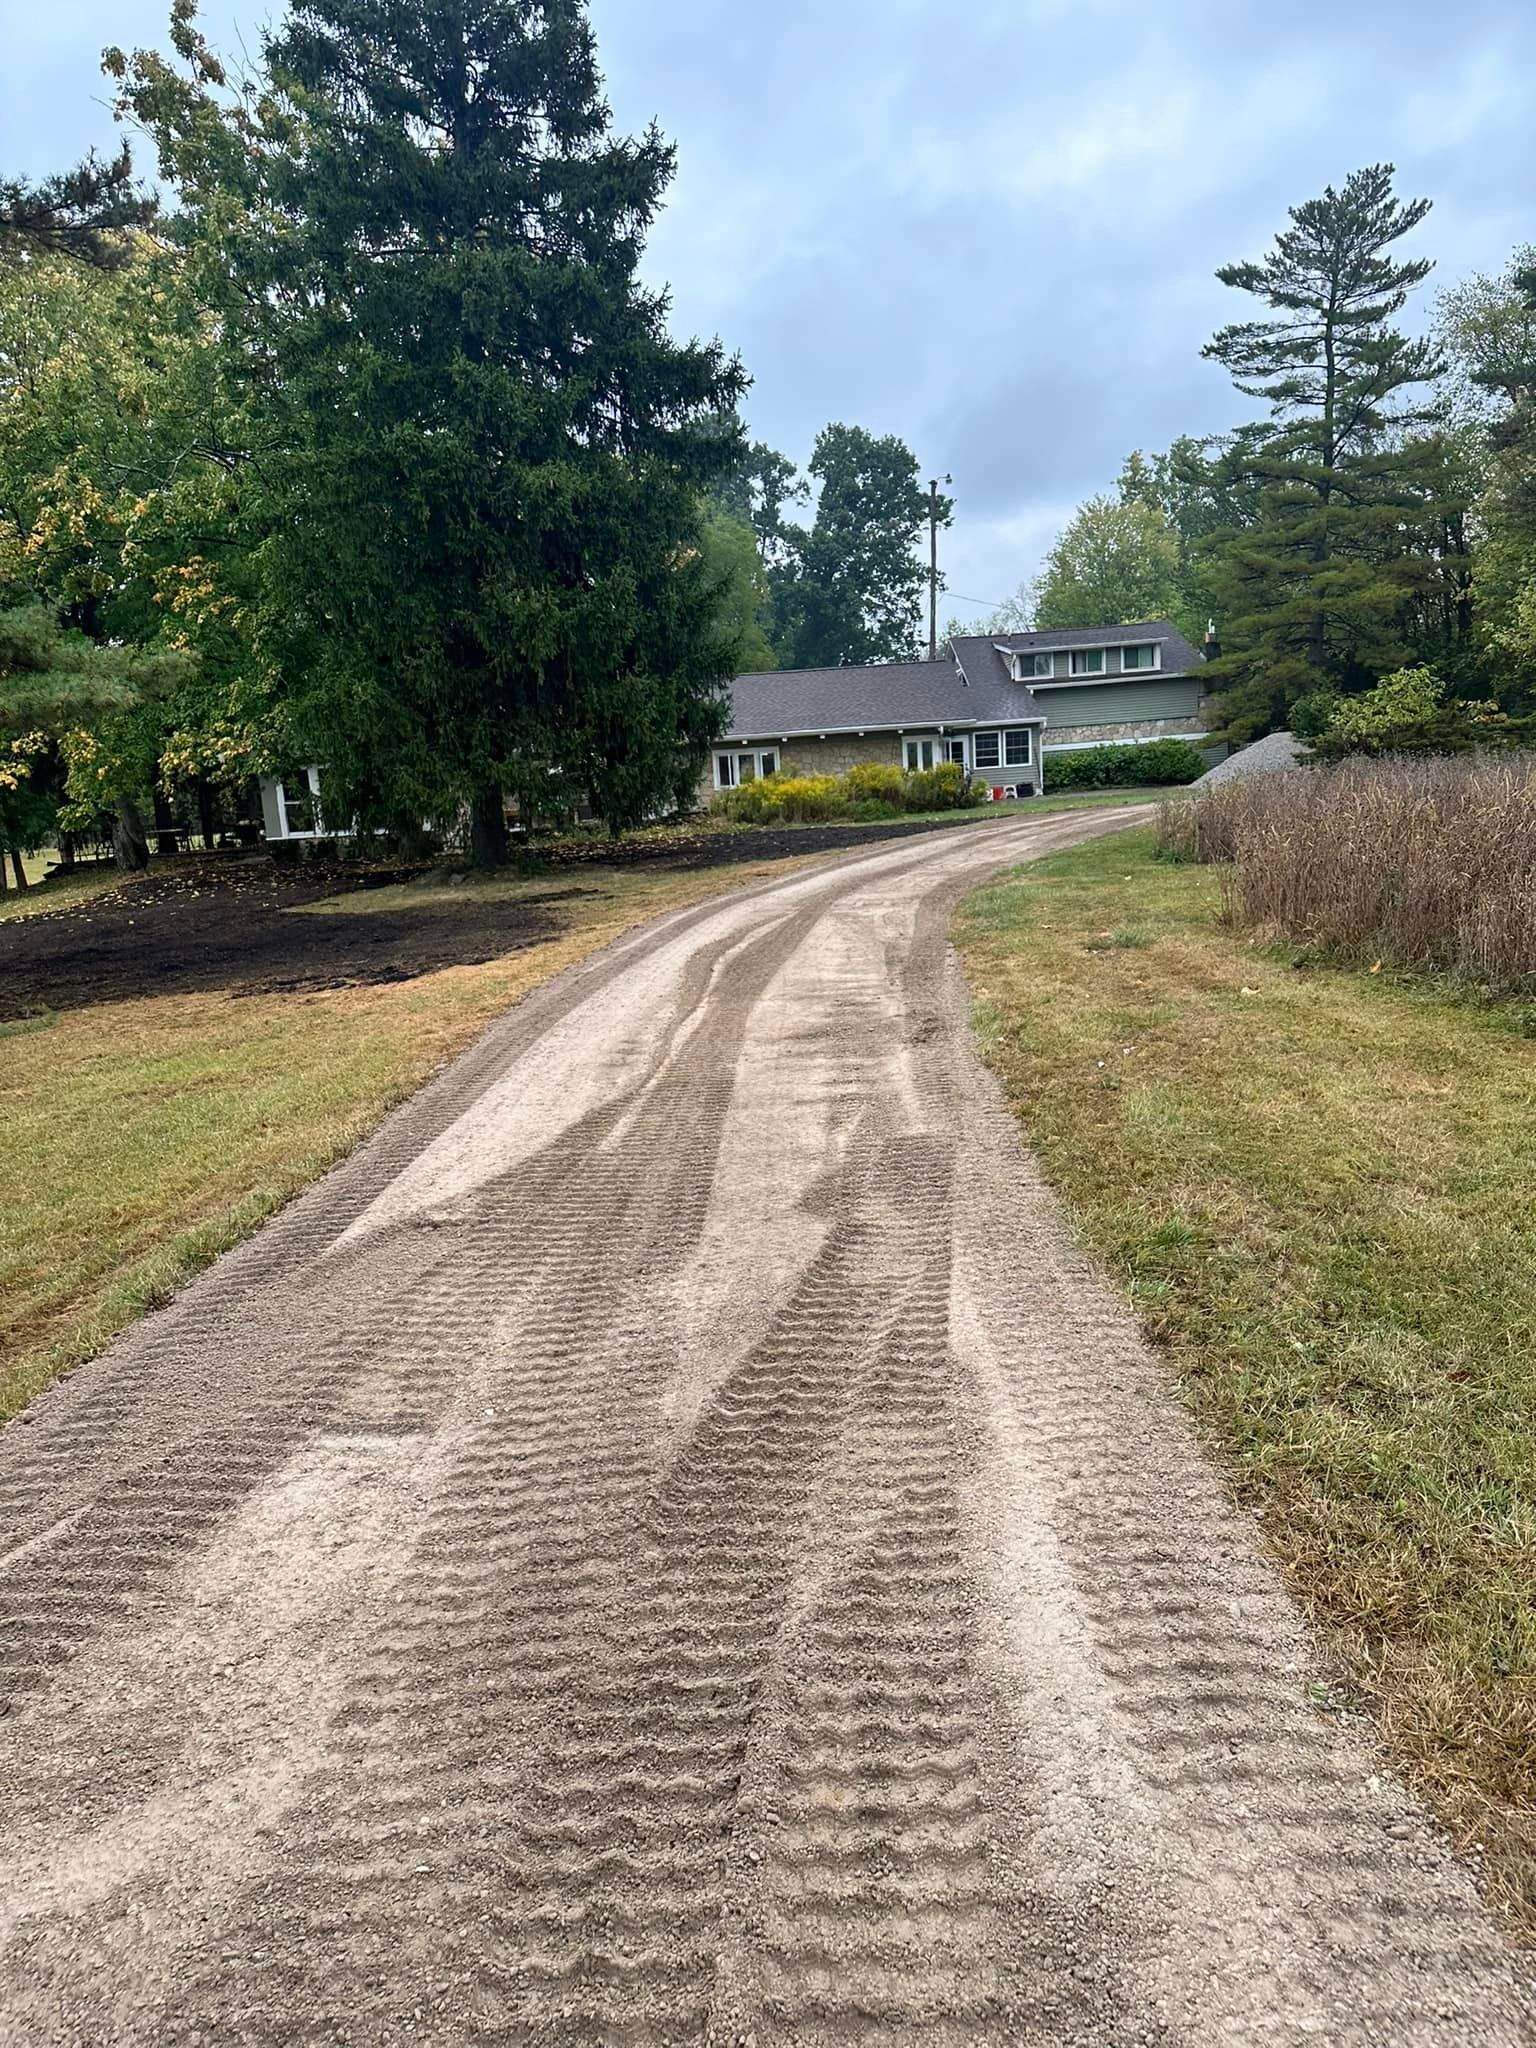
7, 0, 1535, 622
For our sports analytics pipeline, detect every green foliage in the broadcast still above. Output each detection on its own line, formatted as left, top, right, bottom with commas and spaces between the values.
696, 509, 777, 676
0, 241, 273, 826
0, 604, 189, 858
707, 422, 809, 574
1044, 738, 1207, 791
898, 760, 972, 812
1436, 257, 1536, 705
1309, 666, 1536, 759
773, 425, 944, 669
0, 145, 157, 269
1032, 494, 1184, 633
713, 757, 977, 825
1198, 165, 1468, 741
114, 0, 747, 854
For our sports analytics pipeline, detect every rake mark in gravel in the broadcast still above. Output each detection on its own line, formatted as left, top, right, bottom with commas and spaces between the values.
1, 810, 1532, 2047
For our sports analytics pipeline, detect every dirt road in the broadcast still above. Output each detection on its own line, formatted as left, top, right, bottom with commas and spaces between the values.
1, 808, 1530, 2046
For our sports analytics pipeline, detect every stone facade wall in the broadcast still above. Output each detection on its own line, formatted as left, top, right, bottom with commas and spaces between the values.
697, 730, 906, 806
1042, 715, 1209, 751
779, 733, 906, 778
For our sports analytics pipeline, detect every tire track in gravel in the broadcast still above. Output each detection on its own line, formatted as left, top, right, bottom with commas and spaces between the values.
1, 804, 1533, 2048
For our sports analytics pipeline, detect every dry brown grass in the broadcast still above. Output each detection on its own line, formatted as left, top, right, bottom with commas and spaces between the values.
1161, 754, 1536, 991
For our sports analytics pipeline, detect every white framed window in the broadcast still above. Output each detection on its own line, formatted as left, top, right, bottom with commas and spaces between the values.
715, 748, 779, 790
1120, 643, 1159, 672
904, 736, 941, 771
973, 730, 1001, 770
279, 768, 322, 837
1015, 651, 1053, 680
1004, 728, 1032, 768
1069, 648, 1107, 677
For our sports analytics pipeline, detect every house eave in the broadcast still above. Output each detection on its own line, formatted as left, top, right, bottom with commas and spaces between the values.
721, 713, 1048, 744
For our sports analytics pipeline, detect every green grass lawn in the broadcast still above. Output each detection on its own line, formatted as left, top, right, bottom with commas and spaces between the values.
1, 855, 819, 1423
954, 826, 1536, 1926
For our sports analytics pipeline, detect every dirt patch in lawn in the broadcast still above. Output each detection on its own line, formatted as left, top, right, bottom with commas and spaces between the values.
0, 815, 1000, 1019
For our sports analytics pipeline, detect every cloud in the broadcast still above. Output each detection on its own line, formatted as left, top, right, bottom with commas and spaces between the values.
10, 0, 1536, 607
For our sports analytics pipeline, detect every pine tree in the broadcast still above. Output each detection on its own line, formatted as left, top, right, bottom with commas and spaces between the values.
126, 0, 746, 854
1200, 165, 1464, 740
0, 146, 157, 269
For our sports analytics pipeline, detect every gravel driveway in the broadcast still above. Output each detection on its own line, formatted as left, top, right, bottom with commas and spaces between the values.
1, 804, 1530, 2046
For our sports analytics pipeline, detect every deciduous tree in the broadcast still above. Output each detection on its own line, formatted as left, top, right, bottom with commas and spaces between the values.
1032, 494, 1184, 633
775, 425, 942, 669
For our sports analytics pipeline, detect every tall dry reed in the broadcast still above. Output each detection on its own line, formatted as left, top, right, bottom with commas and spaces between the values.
1160, 755, 1536, 990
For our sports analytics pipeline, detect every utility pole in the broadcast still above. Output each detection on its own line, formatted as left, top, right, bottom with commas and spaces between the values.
928, 474, 951, 661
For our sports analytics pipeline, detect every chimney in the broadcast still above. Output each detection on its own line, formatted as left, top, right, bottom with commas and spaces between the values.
1203, 618, 1221, 662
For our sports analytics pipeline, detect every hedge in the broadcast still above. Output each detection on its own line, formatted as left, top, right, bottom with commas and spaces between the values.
1043, 737, 1208, 791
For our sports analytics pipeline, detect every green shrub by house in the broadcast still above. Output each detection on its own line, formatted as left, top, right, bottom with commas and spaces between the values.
1044, 738, 1207, 791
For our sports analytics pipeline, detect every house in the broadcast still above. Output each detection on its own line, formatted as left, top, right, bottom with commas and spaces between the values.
257, 619, 1220, 844
704, 620, 1220, 800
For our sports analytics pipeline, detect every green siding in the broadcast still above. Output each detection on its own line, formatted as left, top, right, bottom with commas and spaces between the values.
1038, 679, 1202, 727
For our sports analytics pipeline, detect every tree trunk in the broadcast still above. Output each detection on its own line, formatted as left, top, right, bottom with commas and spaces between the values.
196, 777, 217, 851
469, 786, 508, 869
152, 783, 180, 858
9, 847, 29, 892
56, 831, 77, 870
112, 797, 151, 873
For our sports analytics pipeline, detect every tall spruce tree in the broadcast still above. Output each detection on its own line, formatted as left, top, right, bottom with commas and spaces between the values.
126, 0, 746, 854
1199, 165, 1463, 740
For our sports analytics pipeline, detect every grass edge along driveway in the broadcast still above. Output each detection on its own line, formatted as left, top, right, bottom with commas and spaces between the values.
954, 826, 1536, 1932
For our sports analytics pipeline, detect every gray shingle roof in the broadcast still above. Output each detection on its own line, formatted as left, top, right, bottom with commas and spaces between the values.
720, 620, 1203, 742
721, 657, 1035, 741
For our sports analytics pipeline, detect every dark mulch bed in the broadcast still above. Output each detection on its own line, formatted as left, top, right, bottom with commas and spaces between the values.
0, 813, 984, 1019
534, 812, 989, 870
0, 859, 577, 1018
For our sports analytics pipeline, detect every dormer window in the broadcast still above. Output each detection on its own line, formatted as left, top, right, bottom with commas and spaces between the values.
1120, 643, 1159, 672
1069, 648, 1106, 676
1014, 651, 1052, 681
